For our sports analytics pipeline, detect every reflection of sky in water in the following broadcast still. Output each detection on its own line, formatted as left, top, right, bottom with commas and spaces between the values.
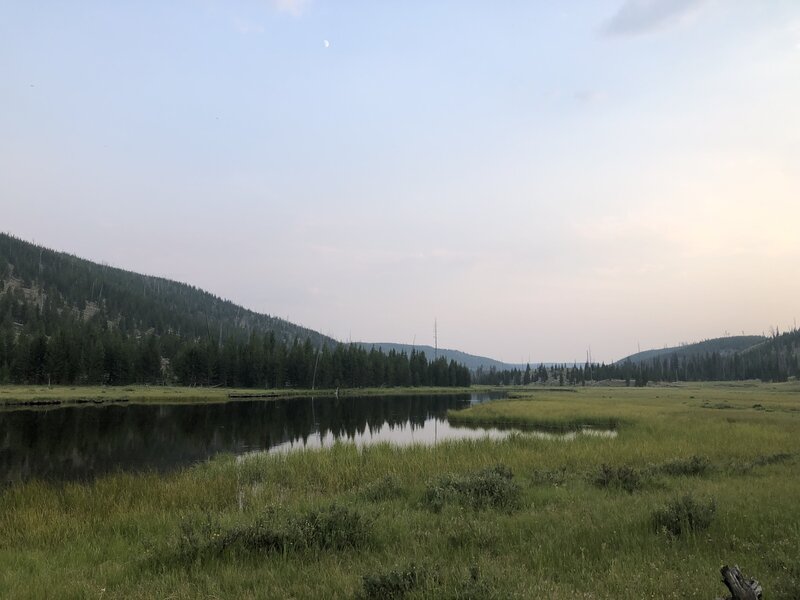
260, 419, 617, 456
1, 392, 617, 482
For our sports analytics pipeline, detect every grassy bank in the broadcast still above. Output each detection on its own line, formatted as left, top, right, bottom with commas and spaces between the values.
1, 384, 799, 598
0, 384, 480, 407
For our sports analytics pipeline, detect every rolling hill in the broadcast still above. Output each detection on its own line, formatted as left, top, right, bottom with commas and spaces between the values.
617, 335, 765, 365
358, 342, 524, 372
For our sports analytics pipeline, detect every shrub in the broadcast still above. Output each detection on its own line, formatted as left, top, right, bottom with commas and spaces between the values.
357, 564, 501, 600
531, 467, 568, 487
652, 494, 716, 536
658, 455, 711, 477
593, 464, 642, 493
728, 452, 794, 475
176, 513, 224, 561
359, 474, 404, 502
358, 564, 426, 600
170, 504, 370, 563
423, 464, 521, 512
220, 516, 288, 553
287, 504, 370, 550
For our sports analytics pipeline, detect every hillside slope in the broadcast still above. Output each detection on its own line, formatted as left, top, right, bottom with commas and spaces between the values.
609, 331, 800, 383
617, 335, 765, 364
0, 233, 470, 388
359, 342, 522, 372
0, 233, 334, 348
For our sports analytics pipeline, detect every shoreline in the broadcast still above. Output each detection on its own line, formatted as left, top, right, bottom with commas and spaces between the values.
0, 384, 486, 408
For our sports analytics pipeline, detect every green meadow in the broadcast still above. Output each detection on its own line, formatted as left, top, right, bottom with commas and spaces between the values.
1, 383, 799, 599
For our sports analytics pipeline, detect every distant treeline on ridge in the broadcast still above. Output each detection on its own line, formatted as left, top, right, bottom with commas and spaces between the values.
474, 328, 800, 386
2, 232, 797, 388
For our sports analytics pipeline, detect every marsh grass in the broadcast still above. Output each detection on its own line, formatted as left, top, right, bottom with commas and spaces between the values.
1, 383, 799, 598
0, 384, 480, 407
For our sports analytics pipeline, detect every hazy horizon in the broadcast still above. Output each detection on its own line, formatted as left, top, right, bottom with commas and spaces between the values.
3, 1, 799, 363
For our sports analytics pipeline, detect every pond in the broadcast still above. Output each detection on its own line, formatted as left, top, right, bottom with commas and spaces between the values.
0, 392, 619, 484
1, 392, 510, 484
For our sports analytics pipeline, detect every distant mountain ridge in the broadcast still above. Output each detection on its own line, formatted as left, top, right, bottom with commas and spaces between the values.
359, 342, 524, 371
617, 335, 766, 365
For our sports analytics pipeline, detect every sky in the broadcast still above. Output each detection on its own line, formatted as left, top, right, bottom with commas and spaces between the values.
2, 0, 799, 364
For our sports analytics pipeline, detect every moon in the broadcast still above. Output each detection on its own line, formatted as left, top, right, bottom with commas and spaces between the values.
323, 39, 330, 48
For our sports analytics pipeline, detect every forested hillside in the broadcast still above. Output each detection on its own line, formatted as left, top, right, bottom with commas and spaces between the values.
617, 335, 765, 364
0, 234, 470, 388
475, 330, 800, 386
604, 328, 800, 385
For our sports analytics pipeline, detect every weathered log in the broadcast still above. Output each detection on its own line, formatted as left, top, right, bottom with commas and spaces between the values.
718, 565, 762, 600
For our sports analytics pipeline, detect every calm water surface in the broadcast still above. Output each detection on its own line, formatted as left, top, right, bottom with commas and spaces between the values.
0, 392, 515, 483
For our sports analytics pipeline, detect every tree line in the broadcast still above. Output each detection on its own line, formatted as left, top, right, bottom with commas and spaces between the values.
474, 330, 800, 387
0, 299, 470, 388
0, 233, 471, 388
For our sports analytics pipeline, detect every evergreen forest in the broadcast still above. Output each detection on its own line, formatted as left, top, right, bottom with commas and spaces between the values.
0, 234, 470, 388
474, 328, 800, 386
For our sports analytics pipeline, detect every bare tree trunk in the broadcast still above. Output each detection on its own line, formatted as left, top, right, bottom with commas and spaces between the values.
718, 566, 762, 600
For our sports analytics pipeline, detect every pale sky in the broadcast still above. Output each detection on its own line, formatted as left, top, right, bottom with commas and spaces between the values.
2, 1, 799, 363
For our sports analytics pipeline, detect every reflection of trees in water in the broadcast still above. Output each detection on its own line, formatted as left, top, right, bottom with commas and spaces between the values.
0, 395, 473, 483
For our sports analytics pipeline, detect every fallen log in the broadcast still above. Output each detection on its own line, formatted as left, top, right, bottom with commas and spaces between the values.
718, 565, 762, 600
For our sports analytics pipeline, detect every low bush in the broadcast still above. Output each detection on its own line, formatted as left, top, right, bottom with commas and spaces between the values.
531, 466, 568, 487
657, 455, 711, 477
358, 564, 426, 600
423, 464, 521, 512
357, 564, 501, 600
170, 504, 370, 563
287, 503, 370, 550
728, 452, 794, 475
652, 494, 716, 536
176, 513, 226, 561
593, 464, 642, 493
359, 474, 404, 502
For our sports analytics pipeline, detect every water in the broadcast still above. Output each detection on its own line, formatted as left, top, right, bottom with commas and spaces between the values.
0, 392, 619, 484
0, 392, 509, 483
